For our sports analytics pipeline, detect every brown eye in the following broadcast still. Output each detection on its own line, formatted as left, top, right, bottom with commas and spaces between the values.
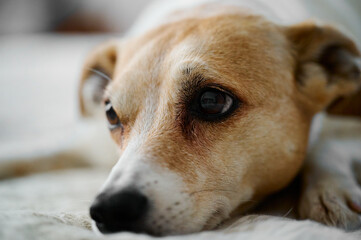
190, 87, 238, 121
200, 90, 229, 114
105, 101, 120, 129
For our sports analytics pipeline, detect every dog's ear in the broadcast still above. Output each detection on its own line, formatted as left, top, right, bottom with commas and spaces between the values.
78, 39, 119, 117
285, 22, 361, 115
326, 89, 361, 117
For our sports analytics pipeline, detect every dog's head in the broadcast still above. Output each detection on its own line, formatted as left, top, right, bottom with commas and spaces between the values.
79, 7, 361, 236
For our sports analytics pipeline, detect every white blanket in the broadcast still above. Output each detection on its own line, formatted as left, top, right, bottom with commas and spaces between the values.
1, 168, 360, 240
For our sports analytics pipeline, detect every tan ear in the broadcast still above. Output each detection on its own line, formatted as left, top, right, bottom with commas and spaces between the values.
286, 22, 361, 114
78, 39, 119, 117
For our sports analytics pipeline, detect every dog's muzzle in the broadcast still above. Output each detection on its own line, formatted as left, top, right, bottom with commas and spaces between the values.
89, 189, 148, 234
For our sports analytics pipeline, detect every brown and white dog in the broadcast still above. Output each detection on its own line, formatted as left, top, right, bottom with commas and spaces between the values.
78, 0, 361, 236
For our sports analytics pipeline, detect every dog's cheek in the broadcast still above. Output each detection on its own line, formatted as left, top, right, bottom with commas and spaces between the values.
243, 113, 308, 196
209, 106, 309, 201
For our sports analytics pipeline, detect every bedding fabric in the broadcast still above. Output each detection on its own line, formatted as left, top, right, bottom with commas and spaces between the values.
1, 168, 360, 240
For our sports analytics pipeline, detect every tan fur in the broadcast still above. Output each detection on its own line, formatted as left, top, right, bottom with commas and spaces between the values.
80, 5, 361, 235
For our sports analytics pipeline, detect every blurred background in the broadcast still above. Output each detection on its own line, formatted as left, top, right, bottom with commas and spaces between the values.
0, 0, 151, 161
0, 0, 149, 34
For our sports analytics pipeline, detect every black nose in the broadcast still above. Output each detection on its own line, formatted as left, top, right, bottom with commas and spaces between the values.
89, 190, 148, 233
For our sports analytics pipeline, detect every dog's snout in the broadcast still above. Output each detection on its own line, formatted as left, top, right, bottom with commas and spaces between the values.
90, 190, 148, 233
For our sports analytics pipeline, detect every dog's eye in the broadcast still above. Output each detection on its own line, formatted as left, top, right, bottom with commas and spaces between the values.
191, 88, 238, 121
105, 101, 121, 129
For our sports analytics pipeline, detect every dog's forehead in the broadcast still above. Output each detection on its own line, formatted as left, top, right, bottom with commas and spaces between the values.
108, 14, 295, 117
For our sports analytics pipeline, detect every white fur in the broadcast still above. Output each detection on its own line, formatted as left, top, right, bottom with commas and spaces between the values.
96, 133, 201, 235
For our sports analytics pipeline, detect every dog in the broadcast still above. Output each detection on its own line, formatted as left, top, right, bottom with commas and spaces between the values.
82, 0, 361, 236
79, 1, 361, 236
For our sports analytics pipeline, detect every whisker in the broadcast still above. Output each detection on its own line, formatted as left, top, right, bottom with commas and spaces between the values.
282, 207, 294, 218
88, 68, 112, 82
